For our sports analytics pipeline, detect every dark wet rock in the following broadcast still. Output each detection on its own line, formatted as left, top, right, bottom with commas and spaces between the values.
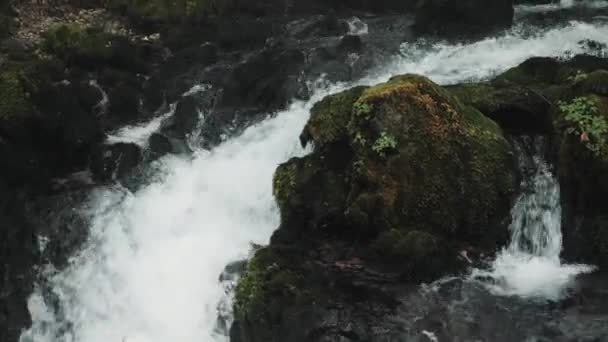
1, 38, 29, 60
90, 142, 143, 182
447, 81, 553, 134
148, 132, 173, 159
414, 0, 514, 38
233, 75, 518, 341
105, 84, 142, 128
161, 95, 201, 139
0, 185, 37, 342
218, 46, 306, 112
285, 14, 347, 40
167, 43, 219, 75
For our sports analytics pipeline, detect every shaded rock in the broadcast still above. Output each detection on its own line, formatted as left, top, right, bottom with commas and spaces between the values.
218, 46, 306, 112
148, 132, 173, 158
161, 95, 201, 139
447, 81, 553, 134
105, 83, 141, 128
497, 55, 608, 88
1, 38, 28, 60
90, 142, 143, 182
0, 185, 36, 342
414, 0, 514, 38
41, 24, 149, 72
557, 94, 608, 267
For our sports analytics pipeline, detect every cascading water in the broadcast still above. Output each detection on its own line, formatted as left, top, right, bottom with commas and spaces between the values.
472, 137, 595, 300
20, 15, 608, 342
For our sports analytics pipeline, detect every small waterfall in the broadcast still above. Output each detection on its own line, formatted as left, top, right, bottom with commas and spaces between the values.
472, 137, 594, 300
507, 138, 562, 259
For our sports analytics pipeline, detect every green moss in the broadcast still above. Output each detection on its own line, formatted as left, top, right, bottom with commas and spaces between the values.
0, 63, 38, 122
234, 248, 304, 322
41, 24, 143, 70
301, 86, 367, 147
345, 74, 515, 243
575, 70, 608, 96
371, 131, 397, 157
272, 160, 298, 207
559, 96, 608, 159
43, 24, 106, 58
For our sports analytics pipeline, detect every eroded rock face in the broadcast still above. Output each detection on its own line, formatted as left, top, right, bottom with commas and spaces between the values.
233, 75, 518, 342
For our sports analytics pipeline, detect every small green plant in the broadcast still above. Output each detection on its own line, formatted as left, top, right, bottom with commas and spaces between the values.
353, 101, 372, 118
568, 70, 588, 83
559, 96, 608, 157
353, 131, 367, 146
372, 132, 397, 157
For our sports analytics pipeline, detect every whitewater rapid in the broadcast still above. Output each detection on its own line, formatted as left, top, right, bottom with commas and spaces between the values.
21, 19, 608, 342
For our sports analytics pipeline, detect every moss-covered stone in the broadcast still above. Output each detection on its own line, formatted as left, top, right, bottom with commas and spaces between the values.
234, 246, 320, 341
235, 73, 519, 342
300, 86, 367, 147
343, 74, 516, 246
574, 70, 608, 96
273, 74, 516, 271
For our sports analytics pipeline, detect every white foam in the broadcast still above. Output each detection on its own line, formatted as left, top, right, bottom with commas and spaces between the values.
477, 253, 593, 301
106, 106, 174, 147
346, 17, 369, 36
516, 0, 608, 13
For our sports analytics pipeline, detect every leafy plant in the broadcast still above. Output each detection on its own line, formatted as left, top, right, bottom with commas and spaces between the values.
353, 131, 367, 146
372, 132, 397, 157
353, 101, 372, 118
559, 96, 608, 157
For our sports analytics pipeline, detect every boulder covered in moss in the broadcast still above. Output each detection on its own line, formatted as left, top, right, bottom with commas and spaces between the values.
233, 74, 518, 341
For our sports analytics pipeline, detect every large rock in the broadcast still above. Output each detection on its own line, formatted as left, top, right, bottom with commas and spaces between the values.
233, 74, 517, 341
414, 0, 514, 38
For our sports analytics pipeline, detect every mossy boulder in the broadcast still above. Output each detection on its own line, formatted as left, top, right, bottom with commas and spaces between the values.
497, 55, 608, 90
235, 74, 518, 341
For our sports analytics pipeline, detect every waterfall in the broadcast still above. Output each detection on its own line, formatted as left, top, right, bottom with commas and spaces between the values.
472, 137, 595, 301
21, 20, 608, 342
508, 138, 562, 259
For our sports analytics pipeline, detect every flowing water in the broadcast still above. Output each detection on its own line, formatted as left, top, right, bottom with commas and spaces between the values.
20, 5, 608, 342
471, 138, 595, 301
